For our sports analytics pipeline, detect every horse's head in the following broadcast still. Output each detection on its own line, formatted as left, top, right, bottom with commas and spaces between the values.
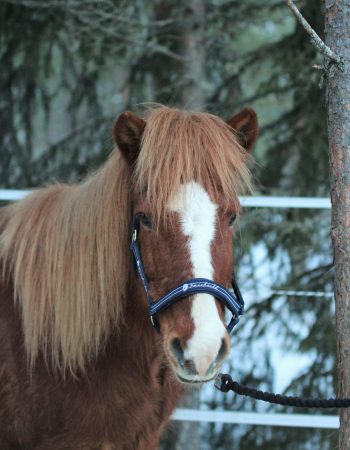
113, 107, 258, 384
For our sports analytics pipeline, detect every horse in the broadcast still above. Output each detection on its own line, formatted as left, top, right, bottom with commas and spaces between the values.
0, 105, 258, 450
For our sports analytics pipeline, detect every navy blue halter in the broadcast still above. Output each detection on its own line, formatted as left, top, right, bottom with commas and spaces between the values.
130, 215, 245, 333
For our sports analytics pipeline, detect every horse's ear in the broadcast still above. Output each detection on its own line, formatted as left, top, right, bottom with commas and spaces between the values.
113, 111, 146, 166
226, 107, 258, 152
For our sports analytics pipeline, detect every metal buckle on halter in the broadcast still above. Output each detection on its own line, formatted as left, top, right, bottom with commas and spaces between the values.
149, 314, 160, 332
132, 229, 137, 242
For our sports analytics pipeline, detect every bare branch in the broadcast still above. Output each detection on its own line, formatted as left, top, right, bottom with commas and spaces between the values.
285, 0, 344, 71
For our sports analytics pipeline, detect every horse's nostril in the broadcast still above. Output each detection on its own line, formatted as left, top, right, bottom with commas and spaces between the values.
217, 338, 228, 363
170, 338, 184, 364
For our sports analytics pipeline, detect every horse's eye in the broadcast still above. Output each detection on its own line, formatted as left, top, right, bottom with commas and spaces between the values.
228, 214, 236, 227
137, 213, 152, 229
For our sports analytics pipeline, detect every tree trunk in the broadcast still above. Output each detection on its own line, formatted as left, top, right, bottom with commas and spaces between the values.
324, 2, 350, 449
180, 0, 205, 110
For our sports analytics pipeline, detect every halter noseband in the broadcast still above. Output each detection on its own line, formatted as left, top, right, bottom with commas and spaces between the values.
130, 214, 245, 333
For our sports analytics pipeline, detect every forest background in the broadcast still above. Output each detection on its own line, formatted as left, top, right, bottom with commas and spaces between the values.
0, 1, 336, 448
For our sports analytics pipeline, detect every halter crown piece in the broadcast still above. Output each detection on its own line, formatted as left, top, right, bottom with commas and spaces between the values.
130, 214, 245, 333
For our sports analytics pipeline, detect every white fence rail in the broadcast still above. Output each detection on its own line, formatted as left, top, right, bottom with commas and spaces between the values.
172, 409, 338, 429
0, 190, 331, 209
240, 196, 331, 209
0, 189, 32, 201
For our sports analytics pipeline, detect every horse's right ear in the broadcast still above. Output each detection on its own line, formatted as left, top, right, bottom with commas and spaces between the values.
113, 112, 146, 166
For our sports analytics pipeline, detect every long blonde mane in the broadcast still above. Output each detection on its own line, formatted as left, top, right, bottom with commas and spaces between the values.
0, 106, 252, 374
0, 153, 131, 373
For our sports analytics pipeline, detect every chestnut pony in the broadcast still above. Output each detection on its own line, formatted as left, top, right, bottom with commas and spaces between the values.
0, 106, 258, 449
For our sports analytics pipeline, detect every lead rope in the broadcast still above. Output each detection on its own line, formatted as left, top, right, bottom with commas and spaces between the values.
214, 373, 350, 408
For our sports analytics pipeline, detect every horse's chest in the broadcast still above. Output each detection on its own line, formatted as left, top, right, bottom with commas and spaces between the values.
98, 358, 183, 449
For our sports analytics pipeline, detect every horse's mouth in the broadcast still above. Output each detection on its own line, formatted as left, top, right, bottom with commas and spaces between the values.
176, 373, 216, 385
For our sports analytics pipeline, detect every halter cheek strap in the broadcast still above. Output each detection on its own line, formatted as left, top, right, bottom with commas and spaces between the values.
130, 215, 245, 333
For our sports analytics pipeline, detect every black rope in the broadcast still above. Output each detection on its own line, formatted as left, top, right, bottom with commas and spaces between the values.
215, 373, 350, 408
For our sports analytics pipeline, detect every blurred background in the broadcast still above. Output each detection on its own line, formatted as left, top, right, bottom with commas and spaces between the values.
0, 0, 336, 448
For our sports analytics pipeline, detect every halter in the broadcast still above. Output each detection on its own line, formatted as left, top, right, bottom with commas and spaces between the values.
130, 214, 245, 333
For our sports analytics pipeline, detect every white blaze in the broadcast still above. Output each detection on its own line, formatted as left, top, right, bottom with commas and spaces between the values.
168, 182, 226, 377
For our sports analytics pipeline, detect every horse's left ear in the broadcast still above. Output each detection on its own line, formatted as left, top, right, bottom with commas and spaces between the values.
226, 107, 259, 152
113, 111, 146, 166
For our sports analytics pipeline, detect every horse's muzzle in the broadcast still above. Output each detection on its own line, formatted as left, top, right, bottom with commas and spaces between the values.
168, 336, 229, 384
